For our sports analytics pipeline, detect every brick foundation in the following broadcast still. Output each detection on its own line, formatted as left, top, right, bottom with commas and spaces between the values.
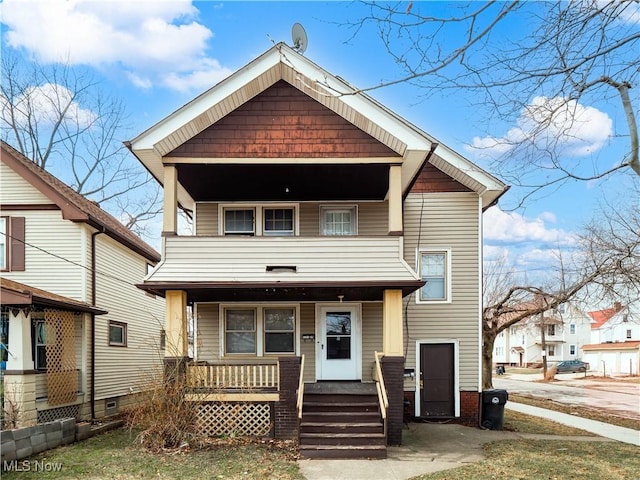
381, 356, 404, 445
274, 356, 301, 439
402, 390, 481, 427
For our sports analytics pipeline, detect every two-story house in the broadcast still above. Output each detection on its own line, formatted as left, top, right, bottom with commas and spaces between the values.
496, 302, 592, 367
128, 43, 506, 458
584, 301, 640, 375
0, 141, 164, 428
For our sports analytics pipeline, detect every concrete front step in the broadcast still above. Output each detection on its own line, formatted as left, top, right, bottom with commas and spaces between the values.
302, 411, 381, 423
300, 422, 384, 434
299, 444, 387, 459
300, 432, 386, 446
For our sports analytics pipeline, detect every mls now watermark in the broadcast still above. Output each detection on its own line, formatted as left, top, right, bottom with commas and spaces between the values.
3, 460, 63, 472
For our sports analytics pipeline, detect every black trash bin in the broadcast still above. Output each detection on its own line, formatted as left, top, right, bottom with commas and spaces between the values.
481, 389, 508, 430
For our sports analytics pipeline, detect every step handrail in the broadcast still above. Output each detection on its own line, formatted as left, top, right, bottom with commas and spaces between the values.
297, 354, 305, 419
374, 351, 389, 422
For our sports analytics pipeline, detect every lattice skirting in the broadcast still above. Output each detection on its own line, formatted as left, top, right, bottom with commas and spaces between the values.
37, 405, 80, 424
195, 402, 272, 437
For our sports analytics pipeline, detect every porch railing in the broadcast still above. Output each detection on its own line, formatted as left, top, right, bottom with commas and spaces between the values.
187, 363, 279, 390
374, 351, 389, 436
296, 355, 305, 419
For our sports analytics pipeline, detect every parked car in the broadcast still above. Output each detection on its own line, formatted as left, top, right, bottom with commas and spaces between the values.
555, 360, 590, 373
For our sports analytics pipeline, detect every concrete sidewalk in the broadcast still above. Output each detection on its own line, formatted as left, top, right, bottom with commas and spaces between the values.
506, 402, 640, 446
298, 402, 637, 480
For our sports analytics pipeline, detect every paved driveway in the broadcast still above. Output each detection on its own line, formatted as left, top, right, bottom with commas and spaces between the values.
494, 375, 640, 420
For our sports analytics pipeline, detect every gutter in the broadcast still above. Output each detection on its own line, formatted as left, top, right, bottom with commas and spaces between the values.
90, 229, 105, 420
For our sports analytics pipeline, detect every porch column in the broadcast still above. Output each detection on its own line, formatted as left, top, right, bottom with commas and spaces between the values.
4, 308, 37, 427
382, 289, 404, 445
388, 164, 403, 235
163, 165, 178, 236
164, 290, 188, 380
382, 289, 403, 356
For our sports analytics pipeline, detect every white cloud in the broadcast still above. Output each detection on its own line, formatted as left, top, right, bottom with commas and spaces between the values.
1, 83, 96, 128
483, 208, 573, 246
1, 0, 231, 91
466, 96, 612, 160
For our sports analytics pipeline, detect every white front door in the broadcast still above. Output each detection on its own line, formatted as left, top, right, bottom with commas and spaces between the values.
316, 305, 361, 380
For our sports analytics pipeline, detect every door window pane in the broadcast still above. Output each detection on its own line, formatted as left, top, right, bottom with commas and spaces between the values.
325, 312, 351, 360
225, 310, 256, 354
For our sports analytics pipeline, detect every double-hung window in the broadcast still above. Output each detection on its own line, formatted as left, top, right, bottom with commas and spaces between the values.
223, 306, 297, 356
222, 206, 296, 236
0, 216, 25, 272
320, 206, 356, 236
34, 319, 47, 370
418, 250, 450, 302
0, 218, 6, 270
224, 208, 255, 236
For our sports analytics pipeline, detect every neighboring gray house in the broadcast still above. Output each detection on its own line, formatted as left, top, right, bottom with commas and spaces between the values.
128, 43, 506, 458
1, 141, 165, 427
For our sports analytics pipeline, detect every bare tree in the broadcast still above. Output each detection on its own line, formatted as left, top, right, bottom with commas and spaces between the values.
0, 54, 161, 237
482, 202, 640, 388
346, 1, 639, 204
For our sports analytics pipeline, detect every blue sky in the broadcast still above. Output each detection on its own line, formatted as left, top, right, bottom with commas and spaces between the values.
1, 0, 638, 283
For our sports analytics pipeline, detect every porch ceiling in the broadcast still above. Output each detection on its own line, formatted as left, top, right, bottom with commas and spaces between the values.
174, 163, 391, 202
138, 281, 424, 303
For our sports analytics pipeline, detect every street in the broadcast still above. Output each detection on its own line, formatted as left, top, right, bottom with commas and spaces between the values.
493, 375, 640, 421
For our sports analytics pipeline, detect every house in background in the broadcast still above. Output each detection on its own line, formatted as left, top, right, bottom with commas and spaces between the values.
494, 302, 592, 367
583, 301, 640, 375
128, 43, 506, 458
0, 141, 164, 428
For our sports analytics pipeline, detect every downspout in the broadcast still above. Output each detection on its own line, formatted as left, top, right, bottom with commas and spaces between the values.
90, 229, 105, 419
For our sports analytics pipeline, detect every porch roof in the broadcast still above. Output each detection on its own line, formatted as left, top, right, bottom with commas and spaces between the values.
138, 236, 424, 302
0, 278, 107, 315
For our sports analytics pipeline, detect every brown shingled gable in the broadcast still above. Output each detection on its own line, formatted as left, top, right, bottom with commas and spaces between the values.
1, 140, 159, 262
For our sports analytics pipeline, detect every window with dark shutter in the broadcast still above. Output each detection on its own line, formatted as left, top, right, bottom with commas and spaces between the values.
10, 216, 25, 271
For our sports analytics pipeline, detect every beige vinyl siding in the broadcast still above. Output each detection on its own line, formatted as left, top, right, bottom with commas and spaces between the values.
193, 201, 388, 237
0, 210, 85, 300
195, 203, 218, 235
151, 236, 418, 283
93, 234, 165, 400
403, 192, 480, 390
361, 303, 383, 382
0, 162, 52, 204
195, 303, 220, 362
300, 303, 315, 382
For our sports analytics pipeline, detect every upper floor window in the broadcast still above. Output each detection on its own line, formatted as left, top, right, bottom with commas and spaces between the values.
264, 208, 294, 236
547, 324, 556, 336
221, 205, 296, 236
570, 344, 576, 355
320, 206, 356, 236
418, 250, 451, 302
569, 324, 576, 334
224, 208, 255, 236
627, 329, 632, 339
0, 216, 25, 272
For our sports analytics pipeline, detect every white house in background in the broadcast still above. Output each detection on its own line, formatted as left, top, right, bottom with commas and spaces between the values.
1, 141, 165, 428
494, 302, 592, 367
583, 301, 640, 376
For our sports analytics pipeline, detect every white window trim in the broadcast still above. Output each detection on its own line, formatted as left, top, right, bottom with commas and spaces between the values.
108, 321, 127, 347
0, 217, 7, 270
319, 204, 358, 236
218, 303, 300, 357
416, 248, 452, 304
218, 203, 299, 236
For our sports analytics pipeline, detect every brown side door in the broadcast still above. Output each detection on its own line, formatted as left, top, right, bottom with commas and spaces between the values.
419, 343, 455, 417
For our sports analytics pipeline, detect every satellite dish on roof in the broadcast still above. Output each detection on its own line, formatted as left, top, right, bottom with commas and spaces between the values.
291, 23, 308, 54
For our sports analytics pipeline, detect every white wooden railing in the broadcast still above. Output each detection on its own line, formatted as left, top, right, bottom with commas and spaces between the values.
187, 363, 279, 390
296, 355, 305, 419
374, 351, 389, 435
